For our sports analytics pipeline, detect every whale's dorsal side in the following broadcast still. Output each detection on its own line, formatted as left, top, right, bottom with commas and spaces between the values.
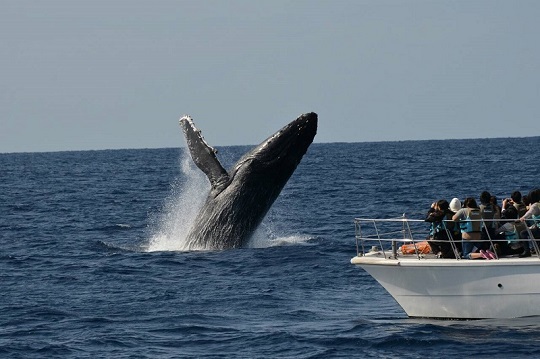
179, 116, 230, 195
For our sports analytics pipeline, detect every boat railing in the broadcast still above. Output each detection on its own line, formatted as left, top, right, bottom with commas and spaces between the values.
354, 216, 540, 260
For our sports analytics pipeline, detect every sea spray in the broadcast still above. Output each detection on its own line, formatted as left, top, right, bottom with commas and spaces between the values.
146, 150, 208, 251
146, 148, 312, 251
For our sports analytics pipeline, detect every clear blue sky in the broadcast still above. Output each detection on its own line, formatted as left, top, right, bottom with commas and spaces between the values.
2, 0, 539, 153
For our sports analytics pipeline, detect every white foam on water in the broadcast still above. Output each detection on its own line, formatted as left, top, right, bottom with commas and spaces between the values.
248, 234, 314, 248
145, 153, 208, 252
247, 222, 314, 248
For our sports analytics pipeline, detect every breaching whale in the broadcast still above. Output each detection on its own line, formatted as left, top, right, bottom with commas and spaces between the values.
179, 112, 318, 250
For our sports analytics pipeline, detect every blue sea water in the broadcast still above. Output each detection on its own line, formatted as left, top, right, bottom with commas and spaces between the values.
1, 137, 540, 358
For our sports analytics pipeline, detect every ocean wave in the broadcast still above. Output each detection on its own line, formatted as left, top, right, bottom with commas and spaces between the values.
86, 223, 134, 232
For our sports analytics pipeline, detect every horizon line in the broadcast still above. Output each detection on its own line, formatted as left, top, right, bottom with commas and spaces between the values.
1, 135, 538, 155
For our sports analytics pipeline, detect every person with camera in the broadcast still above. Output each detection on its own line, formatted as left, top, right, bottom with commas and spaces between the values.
425, 199, 457, 258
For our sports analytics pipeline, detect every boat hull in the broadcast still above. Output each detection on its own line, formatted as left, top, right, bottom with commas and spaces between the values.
351, 256, 540, 319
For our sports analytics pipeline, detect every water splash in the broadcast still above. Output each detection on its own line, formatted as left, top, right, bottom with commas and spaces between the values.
145, 151, 208, 252
145, 149, 313, 252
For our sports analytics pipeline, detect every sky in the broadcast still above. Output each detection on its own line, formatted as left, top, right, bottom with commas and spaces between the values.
1, 0, 539, 153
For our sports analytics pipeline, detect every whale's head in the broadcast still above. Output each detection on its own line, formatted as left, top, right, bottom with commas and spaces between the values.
231, 112, 318, 180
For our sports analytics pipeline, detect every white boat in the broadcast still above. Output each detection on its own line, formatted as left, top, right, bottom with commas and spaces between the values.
350, 217, 540, 319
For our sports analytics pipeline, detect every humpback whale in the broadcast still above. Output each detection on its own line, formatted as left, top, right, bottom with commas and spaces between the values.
179, 112, 318, 250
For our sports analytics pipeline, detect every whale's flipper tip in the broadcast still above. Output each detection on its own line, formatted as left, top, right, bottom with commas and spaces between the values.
179, 115, 193, 129
178, 115, 229, 193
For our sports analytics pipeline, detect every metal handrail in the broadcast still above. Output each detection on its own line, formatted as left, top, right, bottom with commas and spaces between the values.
354, 216, 540, 260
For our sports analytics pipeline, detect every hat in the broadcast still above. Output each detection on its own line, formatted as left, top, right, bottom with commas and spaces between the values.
449, 198, 461, 212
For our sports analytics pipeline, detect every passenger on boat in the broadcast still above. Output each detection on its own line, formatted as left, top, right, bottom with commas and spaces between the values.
518, 188, 540, 257
490, 195, 502, 227
479, 191, 496, 250
425, 199, 457, 258
449, 198, 462, 213
493, 205, 526, 256
523, 195, 530, 209
452, 197, 490, 259
502, 191, 528, 218
449, 198, 463, 243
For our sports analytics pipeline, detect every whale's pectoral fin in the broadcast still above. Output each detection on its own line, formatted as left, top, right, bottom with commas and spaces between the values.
179, 116, 230, 193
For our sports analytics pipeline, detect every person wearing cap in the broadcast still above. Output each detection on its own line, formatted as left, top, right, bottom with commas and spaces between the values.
449, 198, 461, 213
449, 198, 463, 244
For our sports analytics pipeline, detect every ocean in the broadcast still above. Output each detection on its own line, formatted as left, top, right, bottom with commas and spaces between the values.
1, 137, 540, 358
